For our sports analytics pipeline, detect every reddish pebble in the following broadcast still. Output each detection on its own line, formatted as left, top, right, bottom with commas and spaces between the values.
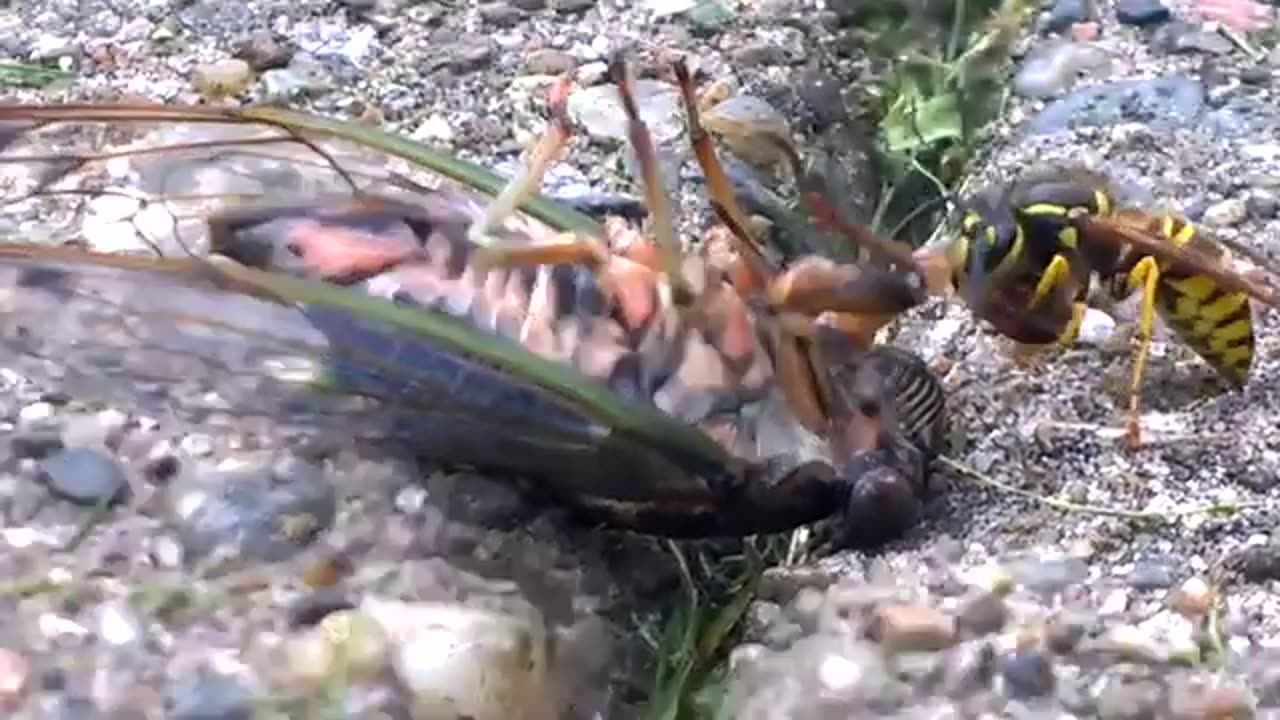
1071, 21, 1100, 41
0, 648, 30, 712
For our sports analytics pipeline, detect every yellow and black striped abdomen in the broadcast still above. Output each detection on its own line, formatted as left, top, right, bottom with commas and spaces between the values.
1151, 218, 1254, 385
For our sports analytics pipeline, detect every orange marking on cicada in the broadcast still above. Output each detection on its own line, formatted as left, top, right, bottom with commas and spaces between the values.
603, 215, 665, 271
768, 321, 830, 435
704, 225, 765, 295
698, 284, 758, 369
603, 257, 663, 334
283, 219, 424, 282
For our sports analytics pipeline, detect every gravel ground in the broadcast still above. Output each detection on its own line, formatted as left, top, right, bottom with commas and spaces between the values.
2, 0, 1280, 717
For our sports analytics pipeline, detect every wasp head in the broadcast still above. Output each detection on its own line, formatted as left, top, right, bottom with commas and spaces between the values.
955, 191, 1022, 282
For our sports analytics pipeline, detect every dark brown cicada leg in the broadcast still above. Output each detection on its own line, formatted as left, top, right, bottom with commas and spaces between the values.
668, 58, 935, 350
669, 57, 937, 456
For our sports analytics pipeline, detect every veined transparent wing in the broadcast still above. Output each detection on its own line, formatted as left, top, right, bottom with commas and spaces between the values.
0, 105, 736, 506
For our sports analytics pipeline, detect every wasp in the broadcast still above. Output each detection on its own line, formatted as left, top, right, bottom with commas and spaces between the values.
920, 166, 1280, 448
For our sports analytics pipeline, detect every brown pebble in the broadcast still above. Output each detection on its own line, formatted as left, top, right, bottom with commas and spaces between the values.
1071, 21, 1100, 41
869, 604, 957, 652
1168, 577, 1215, 619
956, 591, 1008, 635
302, 551, 355, 589
233, 30, 294, 71
192, 59, 253, 99
525, 49, 577, 75
1168, 679, 1256, 720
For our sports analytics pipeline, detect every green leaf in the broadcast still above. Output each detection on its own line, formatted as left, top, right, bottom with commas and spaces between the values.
883, 92, 964, 154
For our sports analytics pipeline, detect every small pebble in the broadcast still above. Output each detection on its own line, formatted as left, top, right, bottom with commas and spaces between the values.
191, 59, 254, 99
1127, 561, 1175, 590
38, 446, 130, 506
0, 648, 29, 712
1001, 649, 1056, 698
1168, 577, 1215, 618
1044, 0, 1091, 33
1245, 190, 1278, 219
164, 667, 254, 720
1115, 0, 1172, 26
956, 592, 1008, 635
1203, 197, 1248, 226
870, 604, 957, 653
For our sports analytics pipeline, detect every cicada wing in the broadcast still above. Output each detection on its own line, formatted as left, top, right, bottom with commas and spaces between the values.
0, 245, 735, 513
0, 105, 746, 520
0, 248, 369, 436
0, 106, 481, 258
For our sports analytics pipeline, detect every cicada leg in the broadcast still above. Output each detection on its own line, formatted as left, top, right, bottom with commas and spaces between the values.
671, 59, 778, 291
605, 54, 694, 300
764, 256, 929, 348
468, 73, 574, 249
465, 61, 692, 327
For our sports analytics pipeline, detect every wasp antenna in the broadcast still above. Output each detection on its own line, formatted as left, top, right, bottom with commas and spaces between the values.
468, 73, 574, 246
608, 53, 689, 297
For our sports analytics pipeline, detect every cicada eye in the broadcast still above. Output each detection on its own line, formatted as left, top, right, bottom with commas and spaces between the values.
857, 396, 881, 417
837, 461, 920, 548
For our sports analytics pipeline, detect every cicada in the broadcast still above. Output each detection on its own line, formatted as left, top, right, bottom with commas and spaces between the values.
0, 54, 949, 549
915, 166, 1280, 448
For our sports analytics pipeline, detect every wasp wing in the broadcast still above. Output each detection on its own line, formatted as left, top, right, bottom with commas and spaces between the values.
1080, 213, 1280, 309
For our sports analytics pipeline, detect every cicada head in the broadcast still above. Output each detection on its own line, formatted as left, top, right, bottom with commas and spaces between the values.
835, 450, 923, 549
817, 341, 942, 549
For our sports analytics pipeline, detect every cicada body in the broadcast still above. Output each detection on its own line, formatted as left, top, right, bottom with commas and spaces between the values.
0, 55, 949, 548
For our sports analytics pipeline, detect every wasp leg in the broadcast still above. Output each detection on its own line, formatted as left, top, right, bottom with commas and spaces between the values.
468, 74, 574, 250
671, 59, 777, 290
1028, 253, 1072, 310
1010, 296, 1089, 369
1117, 256, 1162, 449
